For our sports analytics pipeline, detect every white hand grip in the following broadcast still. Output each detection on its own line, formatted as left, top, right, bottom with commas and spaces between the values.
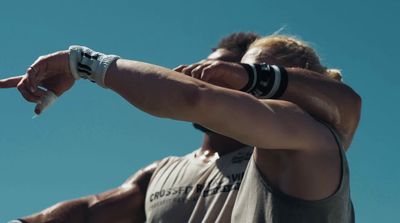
33, 91, 58, 118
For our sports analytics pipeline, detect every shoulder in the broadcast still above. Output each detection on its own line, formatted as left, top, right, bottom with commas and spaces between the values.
123, 154, 188, 189
122, 160, 160, 191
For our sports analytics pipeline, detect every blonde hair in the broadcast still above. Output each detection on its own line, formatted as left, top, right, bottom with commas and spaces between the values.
249, 35, 342, 81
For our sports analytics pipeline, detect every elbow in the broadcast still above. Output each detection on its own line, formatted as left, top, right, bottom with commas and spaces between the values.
340, 89, 362, 150
345, 87, 362, 127
353, 92, 362, 125
178, 83, 207, 121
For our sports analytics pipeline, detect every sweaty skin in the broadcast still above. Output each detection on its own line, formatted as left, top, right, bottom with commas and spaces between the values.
0, 46, 361, 222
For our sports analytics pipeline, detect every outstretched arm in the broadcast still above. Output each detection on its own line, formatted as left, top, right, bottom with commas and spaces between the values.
17, 162, 157, 223
0, 49, 356, 150
103, 59, 335, 150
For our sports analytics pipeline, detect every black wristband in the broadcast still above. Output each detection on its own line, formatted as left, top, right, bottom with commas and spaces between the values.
271, 66, 288, 99
251, 63, 274, 97
239, 63, 288, 99
239, 63, 256, 92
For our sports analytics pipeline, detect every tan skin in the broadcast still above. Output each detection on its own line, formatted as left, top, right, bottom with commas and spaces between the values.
176, 49, 361, 200
0, 47, 361, 222
174, 48, 249, 159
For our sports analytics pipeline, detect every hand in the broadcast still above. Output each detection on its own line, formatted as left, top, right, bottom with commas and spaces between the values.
174, 60, 249, 90
0, 50, 75, 114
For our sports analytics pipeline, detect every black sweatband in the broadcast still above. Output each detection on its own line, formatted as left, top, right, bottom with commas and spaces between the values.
271, 65, 288, 98
240, 63, 288, 99
239, 63, 256, 92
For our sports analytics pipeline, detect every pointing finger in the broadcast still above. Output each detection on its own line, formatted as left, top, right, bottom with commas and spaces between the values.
0, 75, 24, 88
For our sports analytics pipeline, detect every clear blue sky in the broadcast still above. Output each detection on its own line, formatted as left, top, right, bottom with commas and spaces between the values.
0, 0, 398, 222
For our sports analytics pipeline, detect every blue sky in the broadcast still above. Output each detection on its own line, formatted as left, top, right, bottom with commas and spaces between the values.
0, 0, 398, 222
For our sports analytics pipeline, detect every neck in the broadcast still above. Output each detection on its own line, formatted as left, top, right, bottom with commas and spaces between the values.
200, 133, 246, 156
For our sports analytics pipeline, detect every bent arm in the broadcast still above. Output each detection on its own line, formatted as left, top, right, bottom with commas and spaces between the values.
281, 68, 361, 149
175, 61, 361, 149
20, 162, 157, 223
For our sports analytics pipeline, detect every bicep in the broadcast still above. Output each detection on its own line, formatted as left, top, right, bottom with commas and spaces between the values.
89, 162, 158, 223
194, 87, 332, 150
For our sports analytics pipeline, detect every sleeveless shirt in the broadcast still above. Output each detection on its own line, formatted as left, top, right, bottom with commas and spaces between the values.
145, 130, 354, 222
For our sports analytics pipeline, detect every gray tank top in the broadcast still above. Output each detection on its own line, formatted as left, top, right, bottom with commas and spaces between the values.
145, 147, 253, 222
231, 129, 355, 222
145, 129, 354, 222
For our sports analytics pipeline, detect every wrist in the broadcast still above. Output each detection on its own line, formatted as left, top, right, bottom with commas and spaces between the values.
239, 63, 288, 99
231, 63, 249, 90
68, 46, 120, 88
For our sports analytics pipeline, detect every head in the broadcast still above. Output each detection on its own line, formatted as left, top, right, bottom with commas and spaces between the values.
193, 32, 260, 134
207, 32, 261, 62
242, 35, 343, 81
194, 32, 260, 134
195, 35, 342, 134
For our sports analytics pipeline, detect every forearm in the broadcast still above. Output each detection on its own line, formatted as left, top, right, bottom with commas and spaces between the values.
282, 68, 361, 148
105, 59, 205, 121
103, 59, 299, 149
21, 186, 145, 223
22, 198, 90, 223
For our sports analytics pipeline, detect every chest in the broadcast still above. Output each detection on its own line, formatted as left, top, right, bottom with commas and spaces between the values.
145, 149, 252, 222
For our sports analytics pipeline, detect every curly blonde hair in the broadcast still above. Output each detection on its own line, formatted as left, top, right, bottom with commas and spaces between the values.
249, 35, 342, 81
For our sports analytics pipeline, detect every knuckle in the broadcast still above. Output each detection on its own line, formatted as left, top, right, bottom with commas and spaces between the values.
191, 67, 201, 75
212, 61, 222, 66
175, 65, 186, 69
182, 67, 190, 73
16, 81, 24, 90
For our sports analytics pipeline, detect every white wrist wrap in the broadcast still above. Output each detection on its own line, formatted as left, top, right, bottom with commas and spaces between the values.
68, 45, 120, 88
38, 90, 58, 112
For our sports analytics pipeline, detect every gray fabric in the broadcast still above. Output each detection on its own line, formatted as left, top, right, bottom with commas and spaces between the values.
145, 147, 253, 223
232, 125, 354, 223
145, 130, 354, 223
231, 148, 354, 223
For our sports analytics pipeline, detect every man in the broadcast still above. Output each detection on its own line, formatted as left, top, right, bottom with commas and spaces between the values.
201, 32, 260, 62
1, 34, 361, 222
174, 32, 260, 152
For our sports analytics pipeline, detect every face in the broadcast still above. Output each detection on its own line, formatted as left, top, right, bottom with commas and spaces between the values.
193, 48, 243, 134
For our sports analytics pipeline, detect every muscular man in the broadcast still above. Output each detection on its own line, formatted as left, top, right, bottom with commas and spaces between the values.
2, 34, 361, 223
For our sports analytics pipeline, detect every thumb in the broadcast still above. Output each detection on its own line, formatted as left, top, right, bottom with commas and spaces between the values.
0, 75, 24, 88
34, 90, 58, 115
